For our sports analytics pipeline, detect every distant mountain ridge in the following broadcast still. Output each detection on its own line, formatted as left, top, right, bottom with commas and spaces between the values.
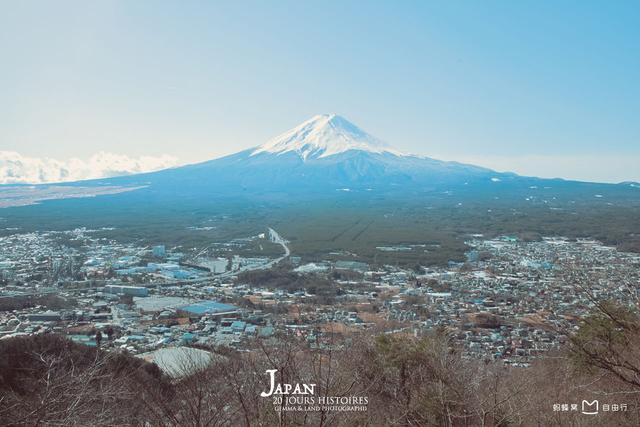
0, 151, 179, 185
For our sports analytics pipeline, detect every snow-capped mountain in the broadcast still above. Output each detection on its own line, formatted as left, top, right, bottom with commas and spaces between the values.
251, 114, 404, 160
4, 114, 635, 209
68, 113, 504, 197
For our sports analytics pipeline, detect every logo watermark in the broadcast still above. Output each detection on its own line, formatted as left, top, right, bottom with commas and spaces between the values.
551, 399, 628, 416
260, 369, 368, 413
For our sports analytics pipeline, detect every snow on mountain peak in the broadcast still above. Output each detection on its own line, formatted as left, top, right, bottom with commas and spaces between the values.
252, 114, 404, 160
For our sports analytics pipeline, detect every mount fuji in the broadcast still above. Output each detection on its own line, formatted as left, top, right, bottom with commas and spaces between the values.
87, 113, 508, 197
3, 114, 637, 209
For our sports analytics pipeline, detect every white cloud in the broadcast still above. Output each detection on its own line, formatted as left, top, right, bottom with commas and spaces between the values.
0, 151, 180, 184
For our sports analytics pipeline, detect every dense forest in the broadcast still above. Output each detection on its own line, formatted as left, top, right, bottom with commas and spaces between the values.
2, 189, 640, 267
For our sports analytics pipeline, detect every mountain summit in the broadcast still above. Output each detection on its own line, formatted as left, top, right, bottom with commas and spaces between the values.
252, 114, 404, 160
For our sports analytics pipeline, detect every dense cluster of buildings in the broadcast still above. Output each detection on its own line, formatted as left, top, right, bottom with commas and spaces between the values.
1, 227, 639, 372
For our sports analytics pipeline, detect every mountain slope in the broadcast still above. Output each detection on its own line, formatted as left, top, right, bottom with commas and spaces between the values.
82, 114, 504, 196
2, 114, 638, 209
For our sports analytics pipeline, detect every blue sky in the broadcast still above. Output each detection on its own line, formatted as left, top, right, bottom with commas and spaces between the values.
1, 1, 639, 182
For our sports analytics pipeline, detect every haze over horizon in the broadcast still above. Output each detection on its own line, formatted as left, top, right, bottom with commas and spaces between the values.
2, 2, 639, 183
